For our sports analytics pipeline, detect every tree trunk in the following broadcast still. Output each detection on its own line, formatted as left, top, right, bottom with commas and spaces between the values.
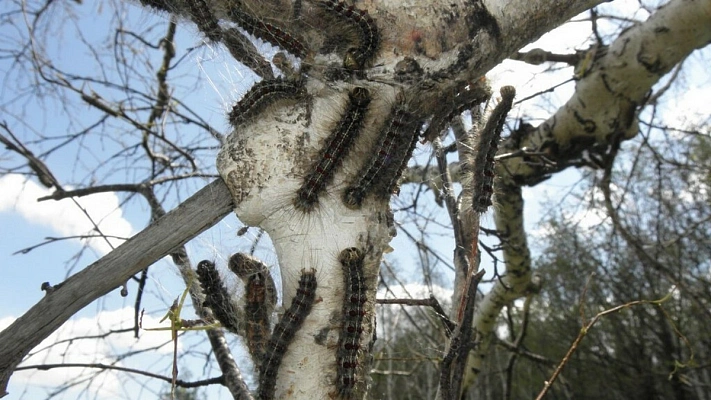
215, 1, 605, 398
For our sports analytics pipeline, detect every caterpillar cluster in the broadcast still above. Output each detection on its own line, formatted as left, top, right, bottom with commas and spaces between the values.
336, 247, 368, 398
228, 253, 277, 367
471, 85, 515, 213
294, 87, 371, 212
258, 269, 318, 400
342, 103, 421, 209
143, 0, 384, 78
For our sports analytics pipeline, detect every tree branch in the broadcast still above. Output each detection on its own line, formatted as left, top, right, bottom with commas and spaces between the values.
14, 363, 224, 388
0, 179, 233, 397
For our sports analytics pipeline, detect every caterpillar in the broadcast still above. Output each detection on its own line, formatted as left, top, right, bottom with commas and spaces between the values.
185, 0, 222, 42
294, 87, 371, 212
228, 8, 308, 58
229, 77, 307, 127
317, 0, 379, 70
258, 269, 317, 400
422, 78, 492, 143
342, 104, 420, 208
471, 85, 515, 213
336, 247, 368, 398
228, 253, 277, 367
138, 0, 171, 13
376, 118, 421, 199
196, 260, 241, 334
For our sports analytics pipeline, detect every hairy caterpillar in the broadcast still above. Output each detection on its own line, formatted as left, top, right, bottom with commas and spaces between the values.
342, 103, 421, 208
196, 260, 241, 334
422, 78, 492, 142
186, 0, 222, 42
229, 77, 307, 127
316, 0, 379, 70
227, 8, 308, 59
472, 85, 515, 213
294, 87, 371, 212
258, 269, 317, 400
228, 253, 277, 367
336, 247, 368, 398
377, 117, 421, 199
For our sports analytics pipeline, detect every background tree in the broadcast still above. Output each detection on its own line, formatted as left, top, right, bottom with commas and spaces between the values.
0, 0, 709, 399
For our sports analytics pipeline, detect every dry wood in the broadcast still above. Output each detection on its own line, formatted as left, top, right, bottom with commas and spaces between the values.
0, 179, 234, 397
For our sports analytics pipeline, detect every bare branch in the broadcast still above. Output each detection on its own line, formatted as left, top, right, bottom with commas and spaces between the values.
0, 179, 233, 396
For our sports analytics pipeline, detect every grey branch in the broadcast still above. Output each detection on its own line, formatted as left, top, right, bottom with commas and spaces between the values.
0, 179, 234, 397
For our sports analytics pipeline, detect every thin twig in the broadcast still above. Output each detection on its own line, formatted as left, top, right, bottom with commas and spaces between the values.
15, 363, 223, 387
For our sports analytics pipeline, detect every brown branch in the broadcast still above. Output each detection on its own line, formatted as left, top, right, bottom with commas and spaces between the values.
377, 296, 455, 334
439, 269, 486, 400
495, 338, 556, 367
14, 363, 223, 388
534, 290, 677, 400
36, 173, 216, 202
13, 234, 131, 255
0, 122, 62, 190
503, 294, 534, 400
510, 48, 580, 66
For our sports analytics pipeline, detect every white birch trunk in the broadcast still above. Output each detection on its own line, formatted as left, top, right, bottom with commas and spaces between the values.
215, 1, 606, 398
462, 0, 711, 392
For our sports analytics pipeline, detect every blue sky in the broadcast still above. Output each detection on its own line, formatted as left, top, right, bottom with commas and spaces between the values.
0, 0, 709, 399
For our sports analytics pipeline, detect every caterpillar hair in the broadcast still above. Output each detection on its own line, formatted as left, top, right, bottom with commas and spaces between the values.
229, 77, 307, 127
196, 260, 241, 334
228, 253, 278, 367
293, 86, 371, 212
472, 85, 515, 213
258, 269, 317, 400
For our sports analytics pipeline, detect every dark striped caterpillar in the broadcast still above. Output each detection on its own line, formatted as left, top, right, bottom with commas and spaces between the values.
342, 103, 421, 208
196, 260, 241, 334
422, 78, 492, 142
228, 7, 308, 58
336, 247, 368, 398
316, 0, 379, 70
471, 85, 515, 213
228, 253, 277, 368
258, 269, 317, 400
186, 0, 222, 42
229, 77, 307, 127
294, 87, 371, 212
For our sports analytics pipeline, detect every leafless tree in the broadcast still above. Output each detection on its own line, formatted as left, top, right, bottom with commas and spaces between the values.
0, 0, 709, 399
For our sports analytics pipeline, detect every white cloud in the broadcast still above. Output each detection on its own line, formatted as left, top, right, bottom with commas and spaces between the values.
4, 307, 180, 399
0, 174, 134, 255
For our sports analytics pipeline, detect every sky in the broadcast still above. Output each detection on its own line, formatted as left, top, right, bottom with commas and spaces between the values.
0, 0, 709, 399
